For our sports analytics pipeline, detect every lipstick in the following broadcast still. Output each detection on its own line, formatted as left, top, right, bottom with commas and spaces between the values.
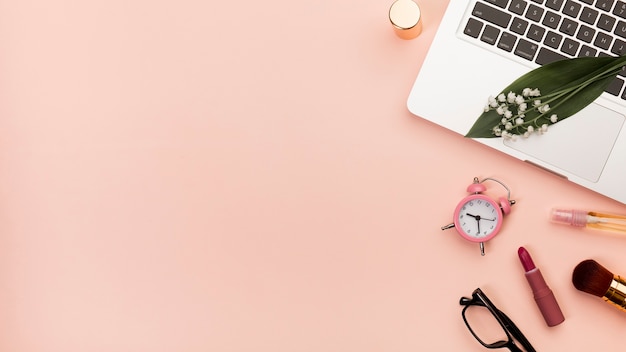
518, 246, 565, 326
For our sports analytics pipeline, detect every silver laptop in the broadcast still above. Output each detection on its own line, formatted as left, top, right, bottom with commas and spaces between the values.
408, 0, 626, 204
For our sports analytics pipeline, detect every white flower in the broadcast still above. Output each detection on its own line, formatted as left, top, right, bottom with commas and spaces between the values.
530, 88, 541, 96
522, 88, 532, 97
504, 110, 512, 118
498, 93, 506, 102
488, 96, 498, 108
515, 118, 524, 125
538, 104, 550, 113
515, 95, 525, 105
541, 124, 549, 132
550, 114, 558, 123
505, 122, 513, 130
507, 92, 517, 103
527, 126, 534, 133
534, 100, 542, 106
518, 103, 527, 112
501, 118, 508, 124
496, 106, 505, 115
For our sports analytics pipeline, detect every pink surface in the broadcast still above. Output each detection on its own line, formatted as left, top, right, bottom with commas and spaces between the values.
1, 0, 626, 350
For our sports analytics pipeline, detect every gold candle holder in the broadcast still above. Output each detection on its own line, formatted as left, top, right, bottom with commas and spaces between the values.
389, 0, 423, 40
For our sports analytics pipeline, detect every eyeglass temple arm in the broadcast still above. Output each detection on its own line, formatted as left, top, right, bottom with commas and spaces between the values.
496, 309, 536, 352
506, 343, 524, 352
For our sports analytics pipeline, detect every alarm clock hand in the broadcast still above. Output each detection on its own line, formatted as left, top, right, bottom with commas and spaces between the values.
468, 213, 496, 222
466, 213, 480, 220
466, 213, 482, 235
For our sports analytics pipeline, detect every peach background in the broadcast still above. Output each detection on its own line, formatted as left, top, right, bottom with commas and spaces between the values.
1, 0, 626, 351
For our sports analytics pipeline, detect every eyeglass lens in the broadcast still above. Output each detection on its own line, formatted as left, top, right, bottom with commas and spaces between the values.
463, 304, 512, 346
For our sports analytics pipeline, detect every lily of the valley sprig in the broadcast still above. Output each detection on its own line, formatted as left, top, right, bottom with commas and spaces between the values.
485, 88, 556, 139
466, 55, 626, 139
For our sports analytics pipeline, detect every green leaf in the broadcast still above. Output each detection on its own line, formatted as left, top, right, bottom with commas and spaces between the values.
465, 55, 626, 138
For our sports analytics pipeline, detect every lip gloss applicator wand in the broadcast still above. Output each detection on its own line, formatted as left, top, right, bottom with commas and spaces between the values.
518, 247, 565, 326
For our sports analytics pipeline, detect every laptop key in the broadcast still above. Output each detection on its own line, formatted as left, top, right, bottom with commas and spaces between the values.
481, 25, 501, 44
484, 0, 510, 8
611, 37, 626, 54
594, 31, 613, 49
509, 0, 528, 15
581, 7, 600, 24
579, 45, 598, 56
464, 17, 484, 38
536, 47, 568, 64
596, 0, 616, 11
544, 30, 564, 48
511, 17, 529, 34
559, 17, 579, 35
526, 4, 545, 21
615, 1, 626, 18
543, 11, 562, 29
562, 37, 581, 54
598, 13, 617, 31
616, 20, 626, 38
576, 24, 596, 42
515, 38, 539, 60
527, 24, 546, 41
546, 0, 565, 10
498, 32, 518, 51
473, 2, 512, 28
606, 77, 624, 96
563, 0, 582, 17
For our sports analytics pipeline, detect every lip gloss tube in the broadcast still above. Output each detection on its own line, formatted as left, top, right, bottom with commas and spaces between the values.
518, 246, 565, 327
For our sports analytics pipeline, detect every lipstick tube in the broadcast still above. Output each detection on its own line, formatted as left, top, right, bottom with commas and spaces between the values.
518, 247, 565, 327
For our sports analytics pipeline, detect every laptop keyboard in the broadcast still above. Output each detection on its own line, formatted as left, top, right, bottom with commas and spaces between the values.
463, 0, 626, 99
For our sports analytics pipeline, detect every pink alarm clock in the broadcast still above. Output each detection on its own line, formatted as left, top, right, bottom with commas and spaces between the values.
442, 177, 515, 256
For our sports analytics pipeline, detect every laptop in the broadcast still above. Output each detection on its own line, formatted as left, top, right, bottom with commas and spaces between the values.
408, 0, 626, 204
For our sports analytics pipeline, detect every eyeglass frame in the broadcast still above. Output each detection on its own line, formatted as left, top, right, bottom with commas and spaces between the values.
459, 288, 536, 352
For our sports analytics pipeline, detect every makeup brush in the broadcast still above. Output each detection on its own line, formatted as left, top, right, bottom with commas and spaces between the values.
572, 259, 626, 311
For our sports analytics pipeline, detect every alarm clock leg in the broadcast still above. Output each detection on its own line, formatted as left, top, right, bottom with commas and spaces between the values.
441, 223, 455, 230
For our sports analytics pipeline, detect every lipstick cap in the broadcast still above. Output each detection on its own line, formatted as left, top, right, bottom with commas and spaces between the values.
389, 0, 423, 40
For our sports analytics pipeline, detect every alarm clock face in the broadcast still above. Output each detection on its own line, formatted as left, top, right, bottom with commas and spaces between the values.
453, 194, 503, 242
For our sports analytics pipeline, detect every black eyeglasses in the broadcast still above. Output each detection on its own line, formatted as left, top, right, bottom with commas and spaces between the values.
459, 288, 536, 352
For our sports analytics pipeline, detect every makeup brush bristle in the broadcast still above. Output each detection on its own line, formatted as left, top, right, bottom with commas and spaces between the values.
572, 259, 613, 297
